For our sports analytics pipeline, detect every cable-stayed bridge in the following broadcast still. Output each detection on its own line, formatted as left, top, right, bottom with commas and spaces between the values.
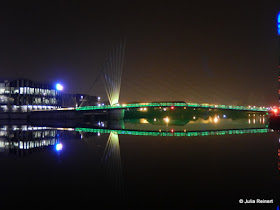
76, 102, 268, 112
77, 40, 270, 117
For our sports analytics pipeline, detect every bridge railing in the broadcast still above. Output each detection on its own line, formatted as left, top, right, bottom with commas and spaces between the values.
76, 102, 268, 112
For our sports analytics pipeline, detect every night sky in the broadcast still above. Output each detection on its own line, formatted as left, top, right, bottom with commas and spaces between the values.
0, 1, 279, 106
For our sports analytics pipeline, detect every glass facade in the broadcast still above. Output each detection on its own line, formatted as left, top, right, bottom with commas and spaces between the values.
0, 79, 62, 112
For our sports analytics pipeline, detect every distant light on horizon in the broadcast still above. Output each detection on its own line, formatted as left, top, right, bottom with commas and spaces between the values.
56, 83, 63, 91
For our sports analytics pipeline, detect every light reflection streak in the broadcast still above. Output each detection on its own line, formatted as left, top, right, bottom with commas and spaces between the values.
101, 132, 124, 196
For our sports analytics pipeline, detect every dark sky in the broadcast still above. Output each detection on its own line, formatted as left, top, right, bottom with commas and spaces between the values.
0, 1, 279, 106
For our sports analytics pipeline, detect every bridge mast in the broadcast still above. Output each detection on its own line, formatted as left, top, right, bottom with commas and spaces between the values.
101, 39, 126, 106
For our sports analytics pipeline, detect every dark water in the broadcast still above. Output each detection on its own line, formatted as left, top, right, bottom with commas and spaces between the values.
0, 111, 279, 209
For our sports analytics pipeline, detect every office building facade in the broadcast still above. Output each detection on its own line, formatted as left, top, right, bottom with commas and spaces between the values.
0, 78, 100, 112
0, 79, 62, 112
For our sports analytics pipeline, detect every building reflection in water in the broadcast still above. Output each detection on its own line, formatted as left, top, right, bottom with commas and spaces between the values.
0, 125, 58, 156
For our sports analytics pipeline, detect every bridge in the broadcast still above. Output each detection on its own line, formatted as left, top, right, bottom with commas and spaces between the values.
76, 40, 270, 117
76, 102, 268, 112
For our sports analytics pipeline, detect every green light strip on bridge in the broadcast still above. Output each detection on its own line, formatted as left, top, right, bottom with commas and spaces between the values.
76, 102, 267, 112
75, 128, 269, 137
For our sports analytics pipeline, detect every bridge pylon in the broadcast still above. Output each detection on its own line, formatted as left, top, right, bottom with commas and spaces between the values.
101, 39, 126, 106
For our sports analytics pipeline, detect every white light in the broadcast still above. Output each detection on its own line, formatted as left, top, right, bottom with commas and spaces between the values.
223, 114, 226, 118
163, 117, 170, 123
56, 83, 63, 91
214, 116, 218, 123
55, 143, 63, 151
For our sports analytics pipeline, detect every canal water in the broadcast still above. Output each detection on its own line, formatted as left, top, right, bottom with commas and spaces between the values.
0, 110, 279, 209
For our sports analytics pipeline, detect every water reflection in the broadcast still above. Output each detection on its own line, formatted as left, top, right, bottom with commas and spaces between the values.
77, 127, 270, 137
0, 110, 278, 207
0, 124, 125, 199
0, 125, 58, 156
102, 132, 124, 197
0, 111, 270, 157
123, 111, 268, 132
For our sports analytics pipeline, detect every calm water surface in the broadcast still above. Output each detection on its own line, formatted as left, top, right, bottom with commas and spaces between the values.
0, 112, 279, 209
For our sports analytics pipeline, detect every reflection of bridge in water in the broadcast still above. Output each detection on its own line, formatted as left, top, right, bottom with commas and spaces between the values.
76, 127, 270, 137
0, 124, 275, 201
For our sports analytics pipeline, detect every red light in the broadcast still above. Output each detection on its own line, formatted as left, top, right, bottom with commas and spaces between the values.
171, 106, 174, 110
273, 109, 278, 114
171, 129, 174, 133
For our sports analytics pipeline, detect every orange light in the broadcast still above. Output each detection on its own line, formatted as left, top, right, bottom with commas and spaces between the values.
273, 109, 278, 114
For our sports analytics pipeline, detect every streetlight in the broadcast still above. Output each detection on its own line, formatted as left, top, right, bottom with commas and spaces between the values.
56, 83, 63, 91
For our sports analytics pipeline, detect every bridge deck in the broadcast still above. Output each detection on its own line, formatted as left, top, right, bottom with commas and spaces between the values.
76, 102, 268, 112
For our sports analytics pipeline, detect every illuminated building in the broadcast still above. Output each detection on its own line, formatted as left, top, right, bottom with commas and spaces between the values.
0, 79, 62, 112
0, 79, 100, 112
